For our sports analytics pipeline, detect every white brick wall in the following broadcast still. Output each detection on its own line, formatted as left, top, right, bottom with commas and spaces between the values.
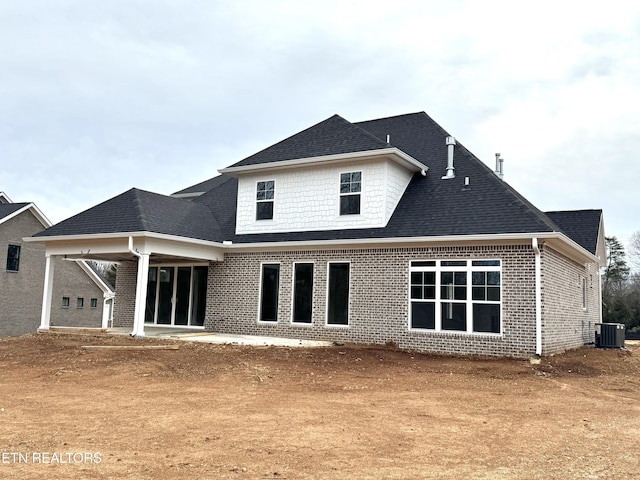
235, 159, 413, 234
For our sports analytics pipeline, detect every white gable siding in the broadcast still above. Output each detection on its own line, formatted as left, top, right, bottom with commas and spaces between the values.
235, 159, 414, 234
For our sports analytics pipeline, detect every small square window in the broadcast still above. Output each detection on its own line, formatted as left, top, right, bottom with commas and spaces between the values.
6, 244, 20, 271
77, 298, 84, 309
90, 298, 98, 308
62, 297, 70, 308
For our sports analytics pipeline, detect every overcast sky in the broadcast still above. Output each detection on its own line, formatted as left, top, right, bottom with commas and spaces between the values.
2, 0, 639, 249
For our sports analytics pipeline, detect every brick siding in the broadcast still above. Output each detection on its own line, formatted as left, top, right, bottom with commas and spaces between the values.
541, 245, 601, 354
112, 243, 599, 358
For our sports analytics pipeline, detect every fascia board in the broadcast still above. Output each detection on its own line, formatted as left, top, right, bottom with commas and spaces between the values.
1, 204, 52, 228
218, 148, 429, 175
24, 231, 225, 261
24, 231, 223, 247
222, 232, 548, 251
224, 232, 601, 264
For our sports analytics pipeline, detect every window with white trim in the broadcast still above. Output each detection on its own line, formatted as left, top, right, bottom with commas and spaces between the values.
582, 277, 587, 310
256, 181, 275, 220
259, 263, 280, 322
410, 260, 501, 334
292, 263, 314, 324
339, 172, 361, 215
327, 262, 350, 325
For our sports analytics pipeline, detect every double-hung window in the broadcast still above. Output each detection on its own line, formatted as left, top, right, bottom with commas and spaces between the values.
410, 260, 501, 334
256, 181, 275, 220
339, 172, 361, 215
6, 244, 20, 271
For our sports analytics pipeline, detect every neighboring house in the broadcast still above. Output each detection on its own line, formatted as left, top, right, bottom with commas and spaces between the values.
26, 112, 605, 357
0, 192, 114, 336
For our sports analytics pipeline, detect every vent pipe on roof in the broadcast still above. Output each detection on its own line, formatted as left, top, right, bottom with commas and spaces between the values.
495, 153, 504, 179
442, 136, 456, 179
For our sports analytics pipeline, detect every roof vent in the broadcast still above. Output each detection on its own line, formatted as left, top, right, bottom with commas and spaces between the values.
495, 153, 504, 179
442, 136, 456, 179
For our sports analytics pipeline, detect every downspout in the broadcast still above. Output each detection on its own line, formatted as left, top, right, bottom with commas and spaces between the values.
128, 236, 140, 260
532, 238, 542, 356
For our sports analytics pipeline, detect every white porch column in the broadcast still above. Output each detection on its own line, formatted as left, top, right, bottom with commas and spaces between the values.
131, 253, 150, 337
39, 254, 55, 330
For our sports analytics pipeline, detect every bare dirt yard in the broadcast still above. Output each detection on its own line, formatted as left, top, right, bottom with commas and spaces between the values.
0, 333, 638, 480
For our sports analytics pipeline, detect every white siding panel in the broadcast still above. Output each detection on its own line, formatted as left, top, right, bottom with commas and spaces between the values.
235, 159, 413, 234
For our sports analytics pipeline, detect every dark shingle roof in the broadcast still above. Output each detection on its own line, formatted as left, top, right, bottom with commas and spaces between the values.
545, 210, 602, 254
35, 188, 222, 242
226, 114, 390, 168
0, 203, 30, 221
173, 173, 233, 196
33, 111, 600, 255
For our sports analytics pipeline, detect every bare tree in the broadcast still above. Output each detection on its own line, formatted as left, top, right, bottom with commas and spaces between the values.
629, 231, 640, 270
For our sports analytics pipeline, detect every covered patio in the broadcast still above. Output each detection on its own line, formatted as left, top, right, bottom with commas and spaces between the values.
27, 232, 224, 337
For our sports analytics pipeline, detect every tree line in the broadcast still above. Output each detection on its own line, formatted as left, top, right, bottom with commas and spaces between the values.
603, 232, 640, 334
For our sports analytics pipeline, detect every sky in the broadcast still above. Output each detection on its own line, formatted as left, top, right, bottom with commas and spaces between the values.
1, 0, 639, 251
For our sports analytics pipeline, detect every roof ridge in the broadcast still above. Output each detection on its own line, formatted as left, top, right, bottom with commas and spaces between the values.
341, 116, 390, 147
546, 208, 602, 214
130, 188, 150, 231
355, 111, 426, 124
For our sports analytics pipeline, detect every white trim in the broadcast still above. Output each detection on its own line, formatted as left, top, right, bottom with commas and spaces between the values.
219, 148, 429, 176
338, 170, 362, 217
325, 261, 351, 327
0, 191, 13, 203
257, 262, 281, 324
290, 261, 315, 326
408, 259, 502, 335
1, 203, 52, 229
24, 229, 599, 269
222, 232, 599, 264
75, 260, 115, 295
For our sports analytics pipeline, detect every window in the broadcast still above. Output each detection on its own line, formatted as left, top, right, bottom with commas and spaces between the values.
62, 297, 70, 308
76, 298, 84, 309
259, 264, 280, 322
582, 277, 587, 310
292, 263, 314, 324
410, 260, 501, 334
6, 244, 20, 271
256, 181, 275, 220
327, 262, 350, 325
90, 298, 98, 308
339, 172, 361, 215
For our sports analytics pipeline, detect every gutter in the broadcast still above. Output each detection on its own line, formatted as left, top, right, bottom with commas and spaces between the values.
218, 148, 429, 175
532, 238, 542, 356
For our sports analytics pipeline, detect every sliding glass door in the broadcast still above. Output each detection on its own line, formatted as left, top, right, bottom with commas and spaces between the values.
144, 265, 208, 327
